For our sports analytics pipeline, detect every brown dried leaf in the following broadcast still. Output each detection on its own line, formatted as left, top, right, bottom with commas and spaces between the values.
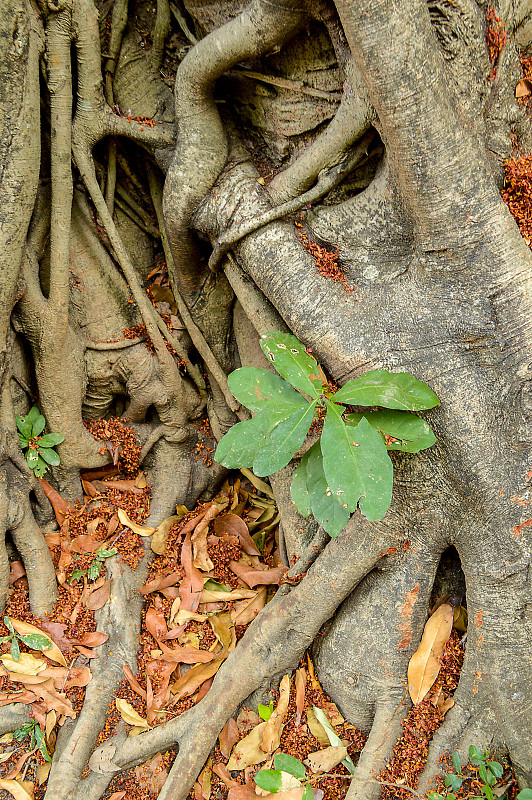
261, 673, 290, 753
306, 707, 329, 745
516, 78, 532, 97
123, 665, 147, 700
209, 612, 234, 652
229, 562, 287, 588
236, 708, 261, 732
306, 746, 348, 774
294, 667, 306, 726
219, 717, 239, 759
117, 508, 156, 536
180, 533, 204, 612
226, 721, 269, 770
84, 579, 111, 611
140, 570, 182, 596
38, 479, 73, 525
36, 761, 52, 785
200, 588, 257, 603
145, 606, 168, 641
0, 778, 34, 799
70, 631, 108, 647
70, 535, 103, 554
407, 603, 454, 704
171, 654, 227, 701
231, 588, 267, 626
192, 502, 227, 571
102, 479, 144, 494
213, 763, 239, 790
214, 515, 260, 556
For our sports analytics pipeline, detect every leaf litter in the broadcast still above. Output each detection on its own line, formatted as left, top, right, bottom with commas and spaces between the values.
0, 445, 510, 800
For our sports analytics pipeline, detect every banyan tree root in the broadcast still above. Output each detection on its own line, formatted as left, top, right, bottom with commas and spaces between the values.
59, 513, 398, 800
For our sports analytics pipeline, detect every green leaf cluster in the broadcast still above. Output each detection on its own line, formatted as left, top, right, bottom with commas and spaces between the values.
0, 617, 52, 662
428, 747, 525, 800
13, 719, 51, 761
16, 407, 64, 478
215, 332, 439, 536
70, 547, 117, 584
254, 753, 312, 800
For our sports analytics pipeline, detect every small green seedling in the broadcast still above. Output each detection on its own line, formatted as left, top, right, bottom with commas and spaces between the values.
13, 719, 51, 761
428, 746, 528, 800
215, 332, 439, 536
258, 700, 274, 721
0, 616, 52, 662
16, 407, 64, 478
70, 547, 117, 584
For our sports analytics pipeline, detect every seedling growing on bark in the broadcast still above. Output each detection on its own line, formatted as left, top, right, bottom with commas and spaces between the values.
70, 547, 117, 584
16, 407, 64, 478
13, 719, 51, 762
215, 332, 439, 536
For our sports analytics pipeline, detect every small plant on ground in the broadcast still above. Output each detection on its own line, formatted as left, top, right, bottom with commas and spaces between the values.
13, 719, 51, 762
215, 332, 439, 535
428, 746, 531, 800
16, 406, 64, 478
0, 616, 53, 662
70, 547, 118, 584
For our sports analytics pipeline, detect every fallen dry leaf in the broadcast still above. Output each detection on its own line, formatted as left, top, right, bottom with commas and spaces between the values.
0, 653, 47, 675
0, 778, 34, 800
407, 603, 454, 704
117, 508, 156, 536
306, 707, 329, 745
231, 588, 267, 626
214, 515, 260, 556
140, 570, 183, 596
229, 562, 287, 588
227, 721, 269, 770
38, 479, 73, 525
294, 667, 306, 726
219, 717, 239, 759
8, 618, 67, 667
36, 761, 52, 785
84, 579, 111, 611
180, 533, 204, 611
516, 78, 532, 97
261, 673, 290, 753
209, 612, 235, 652
171, 655, 227, 701
123, 665, 147, 700
192, 502, 228, 571
200, 588, 257, 603
151, 516, 180, 555
145, 606, 168, 641
306, 745, 348, 774
116, 698, 150, 730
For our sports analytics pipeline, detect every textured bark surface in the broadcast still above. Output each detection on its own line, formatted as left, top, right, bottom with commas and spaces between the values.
0, 0, 531, 797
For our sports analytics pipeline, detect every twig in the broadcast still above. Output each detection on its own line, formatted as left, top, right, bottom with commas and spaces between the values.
61, 658, 77, 692
226, 69, 342, 103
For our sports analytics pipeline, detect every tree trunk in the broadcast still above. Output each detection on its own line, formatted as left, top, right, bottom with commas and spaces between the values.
0, 0, 531, 797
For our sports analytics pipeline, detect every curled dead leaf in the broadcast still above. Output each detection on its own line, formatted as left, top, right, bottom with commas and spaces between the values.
0, 778, 34, 800
116, 698, 150, 731
261, 673, 290, 753
306, 745, 348, 774
407, 603, 454, 704
0, 653, 47, 675
84, 579, 111, 611
151, 516, 180, 555
117, 508, 156, 536
8, 618, 67, 667
227, 721, 269, 770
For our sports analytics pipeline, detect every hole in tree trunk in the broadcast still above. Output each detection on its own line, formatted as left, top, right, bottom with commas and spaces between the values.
430, 545, 466, 608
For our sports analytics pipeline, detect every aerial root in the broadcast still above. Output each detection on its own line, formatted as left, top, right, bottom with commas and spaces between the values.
10, 504, 57, 616
345, 696, 410, 800
45, 551, 151, 800
67, 516, 393, 800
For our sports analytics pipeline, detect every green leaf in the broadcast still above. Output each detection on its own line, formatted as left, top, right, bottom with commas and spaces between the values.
25, 407, 41, 425
452, 751, 462, 774
17, 433, 29, 449
258, 700, 274, 721
10, 635, 20, 661
260, 332, 322, 399
517, 791, 532, 800
321, 405, 393, 521
290, 457, 311, 518
39, 447, 60, 466
13, 721, 35, 740
203, 579, 231, 592
34, 457, 48, 477
25, 448, 39, 466
228, 368, 308, 412
330, 369, 440, 410
428, 794, 445, 800
87, 559, 104, 581
16, 415, 33, 438
33, 724, 51, 762
18, 633, 52, 651
38, 432, 65, 447
4, 617, 15, 635
312, 706, 355, 774
252, 401, 317, 477
487, 762, 503, 779
304, 442, 350, 537
479, 764, 489, 783
445, 774, 463, 791
31, 415, 46, 437
345, 410, 436, 453
214, 412, 275, 469
70, 567, 86, 584
273, 754, 306, 779
483, 785, 494, 800
254, 770, 283, 793
95, 547, 117, 559
469, 745, 484, 765
302, 787, 313, 800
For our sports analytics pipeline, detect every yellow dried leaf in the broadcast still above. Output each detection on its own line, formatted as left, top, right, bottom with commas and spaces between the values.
209, 613, 235, 652
0, 733, 12, 744
128, 726, 147, 737
117, 508, 156, 537
36, 762, 51, 785
7, 619, 67, 667
261, 674, 290, 753
151, 516, 180, 555
0, 653, 47, 675
200, 588, 257, 603
306, 746, 348, 774
45, 710, 56, 740
0, 753, 12, 764
407, 603, 454, 704
172, 610, 208, 625
0, 779, 34, 800
306, 707, 329, 745
227, 721, 269, 770
115, 698, 149, 729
